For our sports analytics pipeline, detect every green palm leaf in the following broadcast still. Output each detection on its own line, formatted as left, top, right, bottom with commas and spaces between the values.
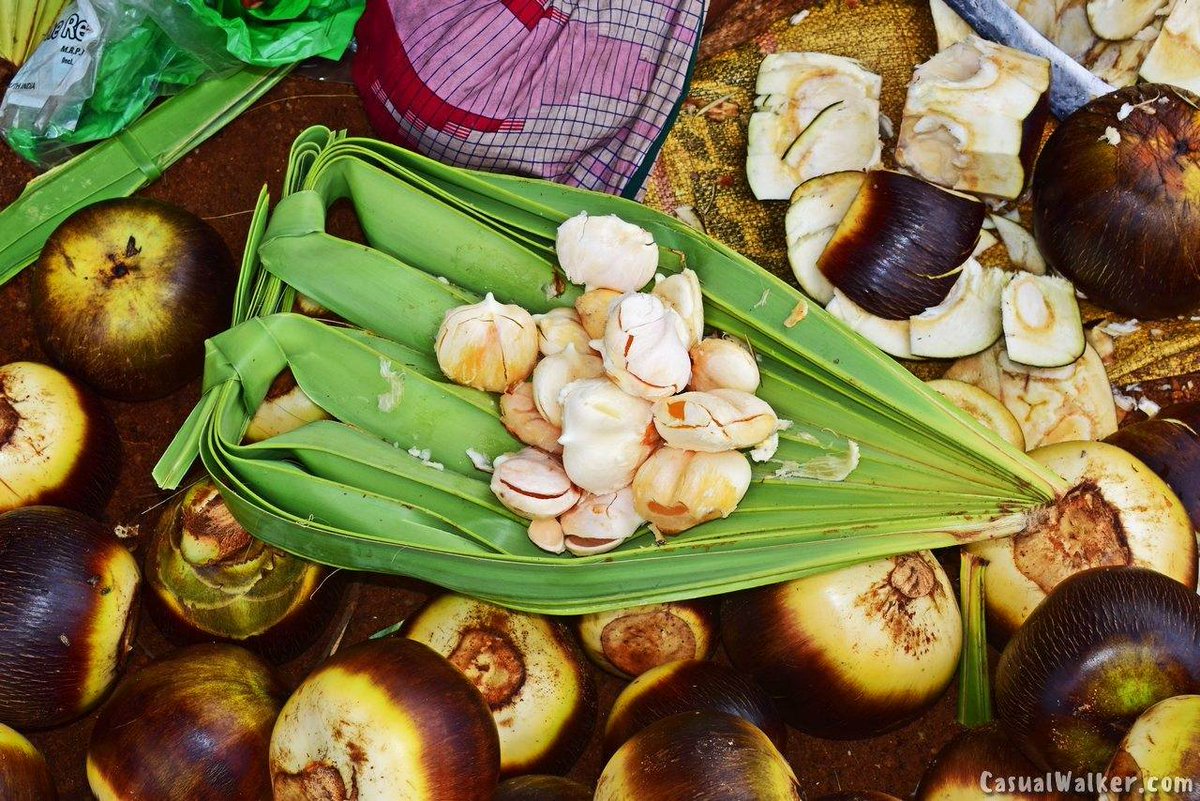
155, 126, 1065, 614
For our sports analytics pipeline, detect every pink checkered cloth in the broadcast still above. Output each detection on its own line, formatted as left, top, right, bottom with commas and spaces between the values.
352, 0, 705, 198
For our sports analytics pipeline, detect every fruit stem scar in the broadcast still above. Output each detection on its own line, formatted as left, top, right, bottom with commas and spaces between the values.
0, 393, 17, 446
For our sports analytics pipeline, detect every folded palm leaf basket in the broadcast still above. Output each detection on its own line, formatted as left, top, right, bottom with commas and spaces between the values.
155, 126, 1067, 614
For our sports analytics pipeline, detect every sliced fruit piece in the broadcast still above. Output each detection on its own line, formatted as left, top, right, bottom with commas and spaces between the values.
973, 228, 999, 258
818, 170, 985, 320
910, 259, 1009, 359
965, 440, 1197, 642
1139, 0, 1200, 93
785, 171, 867, 303
990, 215, 1045, 275
1087, 0, 1167, 41
1014, 0, 1099, 60
945, 341, 1117, 449
896, 36, 1051, 199
754, 52, 882, 97
1001, 274, 1084, 368
781, 99, 880, 189
929, 0, 976, 50
826, 290, 917, 359
1085, 33, 1160, 88
747, 53, 882, 201
926, 379, 1026, 449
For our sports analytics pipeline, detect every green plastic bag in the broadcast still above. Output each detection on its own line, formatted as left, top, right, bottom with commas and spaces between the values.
0, 0, 363, 166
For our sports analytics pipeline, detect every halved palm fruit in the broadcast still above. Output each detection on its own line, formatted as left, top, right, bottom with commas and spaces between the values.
1139, 0, 1200, 93
926, 379, 1025, 449
896, 36, 1051, 200
909, 259, 1009, 359
747, 53, 882, 200
401, 594, 597, 776
1001, 274, 1084, 368
818, 170, 985, 319
1087, 0, 1168, 41
965, 441, 1196, 642
785, 171, 867, 303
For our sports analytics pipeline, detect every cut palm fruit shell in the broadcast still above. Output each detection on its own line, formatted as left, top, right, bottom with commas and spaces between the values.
1138, 0, 1200, 94
965, 441, 1196, 642
785, 171, 867, 303
1000, 274, 1084, 368
819, 170, 985, 319
945, 341, 1117, 450
1084, 31, 1161, 88
747, 53, 882, 201
926, 379, 1025, 450
896, 36, 1051, 200
910, 259, 1009, 359
826, 290, 916, 359
989, 215, 1045, 275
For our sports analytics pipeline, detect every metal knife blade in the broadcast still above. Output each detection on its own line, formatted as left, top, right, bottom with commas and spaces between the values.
936, 0, 1115, 118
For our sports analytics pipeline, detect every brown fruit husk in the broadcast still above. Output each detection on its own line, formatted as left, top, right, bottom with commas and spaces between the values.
721, 551, 961, 739
818, 170, 984, 320
0, 723, 56, 801
576, 598, 719, 679
86, 644, 284, 801
31, 197, 236, 400
595, 711, 801, 801
270, 637, 500, 801
1032, 84, 1200, 319
0, 361, 119, 516
603, 659, 786, 758
0, 506, 139, 729
996, 567, 1200, 775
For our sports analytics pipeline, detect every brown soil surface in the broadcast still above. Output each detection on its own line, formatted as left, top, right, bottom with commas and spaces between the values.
0, 3, 964, 796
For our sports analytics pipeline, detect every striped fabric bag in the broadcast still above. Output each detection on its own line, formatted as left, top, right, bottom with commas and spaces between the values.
352, 0, 706, 197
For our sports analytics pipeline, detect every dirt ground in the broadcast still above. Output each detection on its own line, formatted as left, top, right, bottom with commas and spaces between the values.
0, 1, 965, 795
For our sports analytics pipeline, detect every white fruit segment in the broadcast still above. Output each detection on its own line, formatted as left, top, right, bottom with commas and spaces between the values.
555, 213, 658, 293
926, 379, 1026, 450
990, 215, 1046, 274
652, 270, 704, 348
909, 259, 1009, 359
599, 293, 692, 400
1001, 274, 1085, 368
785, 171, 866, 303
688, 337, 761, 394
945, 342, 1117, 449
1139, 0, 1200, 93
826, 290, 916, 360
746, 53, 882, 200
558, 378, 657, 495
896, 36, 1050, 200
1087, 0, 1167, 41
